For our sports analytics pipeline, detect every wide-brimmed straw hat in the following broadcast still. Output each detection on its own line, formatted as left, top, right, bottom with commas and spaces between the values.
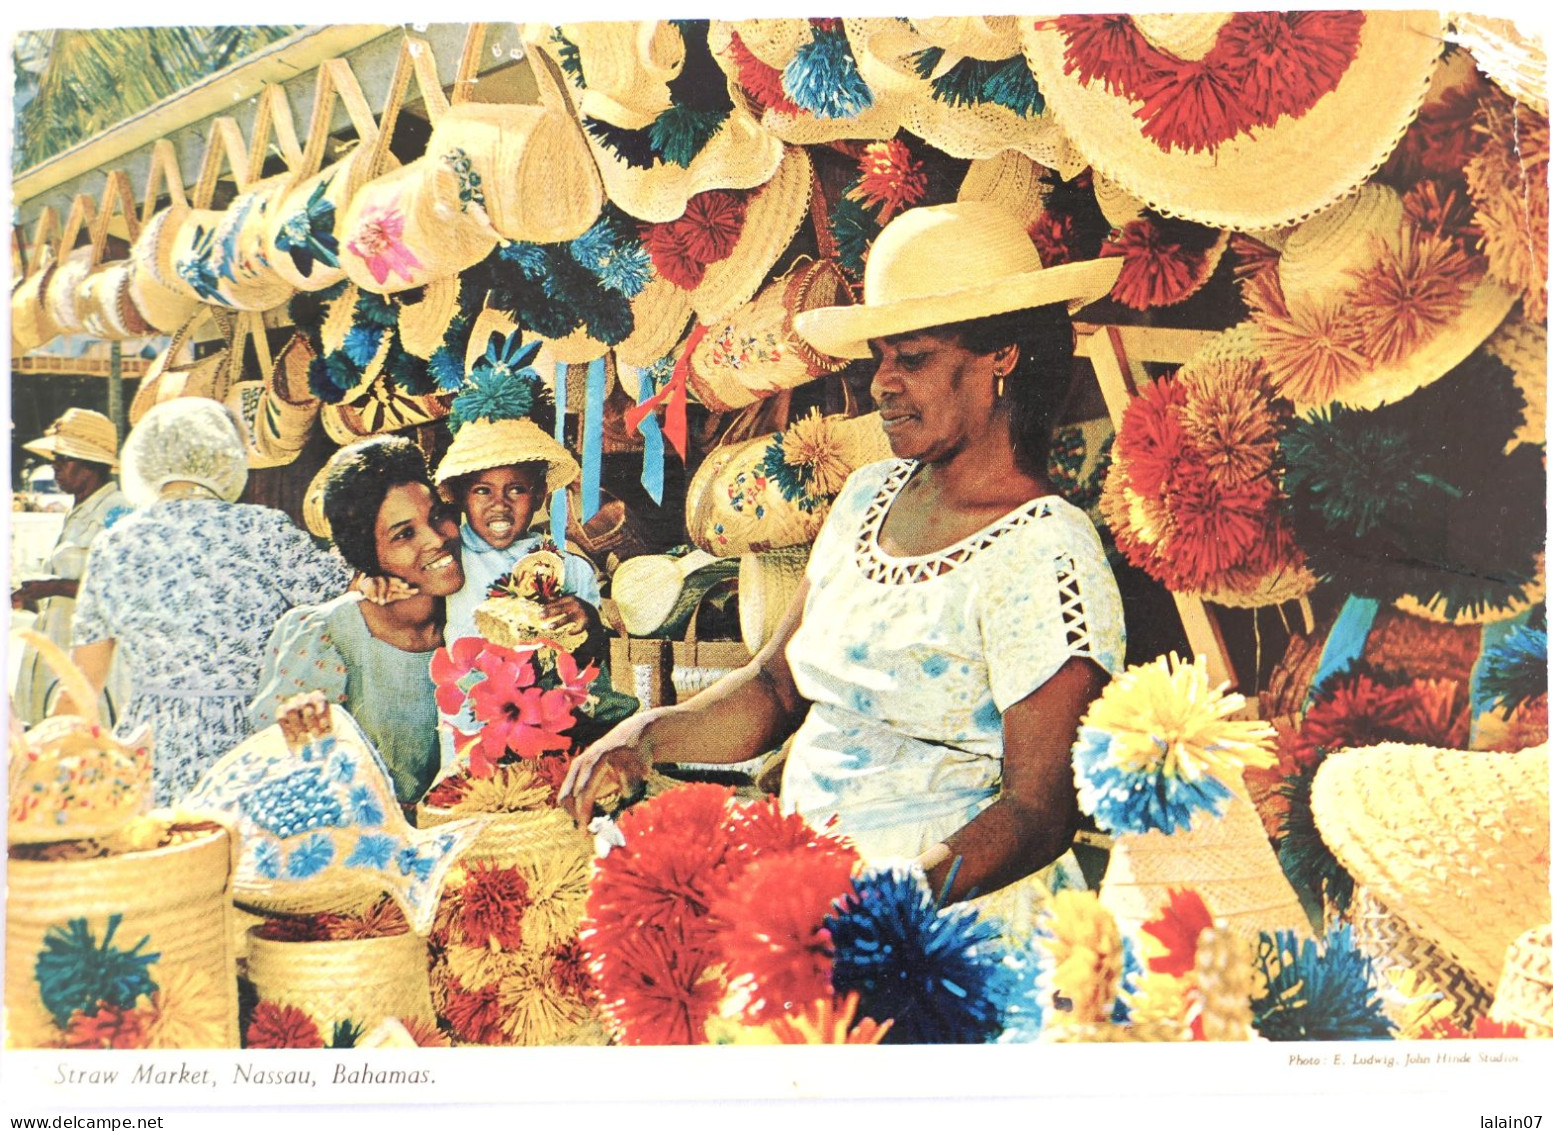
23, 408, 121, 470
1490, 924, 1553, 1037
1022, 11, 1446, 231
1448, 13, 1548, 116
536, 21, 786, 225
794, 200, 1122, 360
845, 17, 1086, 177
1242, 182, 1516, 413
1311, 742, 1550, 994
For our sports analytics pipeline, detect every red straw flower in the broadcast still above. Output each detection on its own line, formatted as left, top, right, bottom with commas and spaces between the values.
455, 860, 531, 950
1103, 214, 1222, 309
1218, 11, 1364, 130
641, 191, 749, 290
399, 1016, 452, 1047
245, 1001, 323, 1049
722, 795, 856, 882
1054, 15, 1165, 98
1141, 889, 1216, 977
726, 31, 801, 115
441, 976, 506, 1046
1133, 55, 1251, 155
62, 1003, 149, 1049
1112, 375, 1190, 498
594, 920, 724, 1045
846, 139, 929, 224
1346, 230, 1475, 365
549, 939, 596, 1004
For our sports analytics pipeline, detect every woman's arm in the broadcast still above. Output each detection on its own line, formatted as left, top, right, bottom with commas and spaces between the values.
559, 577, 813, 825
56, 639, 117, 716
918, 656, 1106, 903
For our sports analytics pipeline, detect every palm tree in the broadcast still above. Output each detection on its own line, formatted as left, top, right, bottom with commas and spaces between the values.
14, 26, 301, 173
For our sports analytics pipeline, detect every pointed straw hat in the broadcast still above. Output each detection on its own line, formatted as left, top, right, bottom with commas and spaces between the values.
845, 17, 1087, 176
684, 257, 853, 413
794, 201, 1122, 360
1022, 11, 1446, 231
685, 411, 892, 557
1311, 742, 1551, 993
128, 207, 202, 332
1490, 924, 1553, 1037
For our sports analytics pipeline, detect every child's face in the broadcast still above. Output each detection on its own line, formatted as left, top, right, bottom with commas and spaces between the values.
460, 464, 547, 550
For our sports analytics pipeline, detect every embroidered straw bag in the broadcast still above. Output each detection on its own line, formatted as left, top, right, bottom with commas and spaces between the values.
127, 141, 203, 333
129, 306, 243, 427
246, 928, 436, 1036
225, 327, 322, 469
11, 207, 61, 352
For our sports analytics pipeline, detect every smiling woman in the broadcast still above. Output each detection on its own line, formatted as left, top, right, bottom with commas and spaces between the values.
561, 201, 1128, 935
249, 437, 465, 806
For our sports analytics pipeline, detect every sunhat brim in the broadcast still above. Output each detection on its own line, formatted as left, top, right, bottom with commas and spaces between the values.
22, 434, 120, 471
433, 417, 581, 497
793, 256, 1123, 359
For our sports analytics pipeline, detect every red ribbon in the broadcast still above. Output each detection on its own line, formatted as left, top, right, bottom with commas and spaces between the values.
623, 323, 711, 460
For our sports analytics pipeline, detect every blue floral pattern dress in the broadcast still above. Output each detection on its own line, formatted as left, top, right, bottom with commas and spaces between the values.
782, 460, 1126, 933
73, 499, 352, 804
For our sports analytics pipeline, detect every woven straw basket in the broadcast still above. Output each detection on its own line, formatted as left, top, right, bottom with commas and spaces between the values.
1340, 886, 1494, 1028
246, 929, 435, 1034
5, 823, 240, 1048
685, 258, 854, 413
1100, 794, 1312, 945
12, 260, 60, 353
127, 208, 201, 333
42, 247, 93, 336
78, 261, 153, 341
418, 801, 589, 870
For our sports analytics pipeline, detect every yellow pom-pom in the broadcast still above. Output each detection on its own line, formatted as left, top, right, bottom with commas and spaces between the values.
1038, 890, 1125, 1025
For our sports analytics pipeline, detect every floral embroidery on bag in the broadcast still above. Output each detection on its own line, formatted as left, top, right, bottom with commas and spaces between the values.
346, 203, 423, 286
273, 176, 341, 277
706, 325, 784, 372
442, 148, 487, 215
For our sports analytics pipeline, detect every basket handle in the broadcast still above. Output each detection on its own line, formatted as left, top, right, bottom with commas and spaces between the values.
11, 628, 99, 728
243, 83, 305, 187
57, 193, 99, 267
367, 35, 450, 177
192, 117, 253, 210
298, 58, 382, 178
23, 205, 60, 279
450, 23, 487, 107
140, 139, 189, 223
89, 169, 142, 263
144, 305, 227, 385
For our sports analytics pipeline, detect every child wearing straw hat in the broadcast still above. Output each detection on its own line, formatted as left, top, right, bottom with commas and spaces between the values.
12, 409, 132, 727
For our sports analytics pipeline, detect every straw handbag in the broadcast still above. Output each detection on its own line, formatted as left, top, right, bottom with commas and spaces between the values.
1099, 792, 1313, 945
263, 60, 395, 293
12, 207, 61, 353
684, 258, 854, 413
5, 822, 240, 1049
737, 546, 809, 654
1341, 887, 1495, 1029
246, 928, 435, 1037
338, 33, 499, 295
225, 326, 320, 470
609, 581, 751, 708
42, 246, 94, 337
129, 307, 241, 427
127, 141, 203, 333
75, 171, 153, 341
422, 38, 602, 246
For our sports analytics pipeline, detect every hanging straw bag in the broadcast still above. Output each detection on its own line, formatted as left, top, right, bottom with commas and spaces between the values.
129, 307, 242, 427
127, 141, 204, 333
246, 928, 435, 1037
12, 207, 61, 352
225, 324, 323, 469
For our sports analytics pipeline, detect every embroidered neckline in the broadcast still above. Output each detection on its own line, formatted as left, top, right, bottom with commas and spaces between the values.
855, 460, 1063, 584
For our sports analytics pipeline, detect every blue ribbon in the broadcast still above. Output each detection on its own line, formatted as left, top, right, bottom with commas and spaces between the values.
550, 362, 569, 545
634, 364, 665, 505
581, 357, 606, 522
1308, 595, 1379, 706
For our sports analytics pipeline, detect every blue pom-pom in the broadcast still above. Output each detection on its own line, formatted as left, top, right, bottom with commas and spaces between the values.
427, 344, 465, 392
646, 105, 727, 167
994, 947, 1049, 1043
1072, 725, 1235, 836
34, 915, 160, 1028
595, 243, 653, 298
1252, 925, 1395, 1041
826, 865, 1011, 1044
341, 324, 384, 369
783, 24, 873, 120
499, 241, 550, 278
1477, 622, 1549, 717
828, 189, 881, 278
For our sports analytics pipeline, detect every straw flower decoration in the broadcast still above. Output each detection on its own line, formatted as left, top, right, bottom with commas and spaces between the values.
1346, 230, 1476, 365
847, 139, 928, 225
440, 975, 506, 1046
1250, 926, 1394, 1041
1034, 890, 1124, 1026
1072, 653, 1277, 836
61, 1002, 149, 1049
245, 1001, 324, 1049
725, 30, 802, 116
1123, 971, 1193, 1029
1101, 213, 1226, 310
1466, 93, 1549, 322
513, 846, 592, 958
454, 860, 531, 951
140, 966, 228, 1049
495, 954, 592, 1045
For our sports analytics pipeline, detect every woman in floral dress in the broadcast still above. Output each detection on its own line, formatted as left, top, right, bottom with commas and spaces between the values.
69, 399, 352, 804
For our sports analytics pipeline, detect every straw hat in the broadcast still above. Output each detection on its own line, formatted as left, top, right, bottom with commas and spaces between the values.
685, 411, 892, 557
794, 201, 1122, 360
540, 21, 787, 224
1447, 12, 1548, 116
1244, 182, 1516, 413
610, 549, 739, 638
422, 49, 603, 246
685, 258, 853, 413
845, 17, 1087, 177
431, 308, 580, 496
1490, 924, 1553, 1037
11, 259, 60, 353
24, 408, 121, 470
1311, 742, 1550, 993
127, 207, 201, 332
708, 19, 902, 147
641, 144, 814, 323
1022, 11, 1445, 231
737, 546, 809, 654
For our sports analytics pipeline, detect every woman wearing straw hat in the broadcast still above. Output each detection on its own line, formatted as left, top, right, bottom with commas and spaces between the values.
251, 436, 467, 807
564, 201, 1127, 920
12, 409, 132, 727
64, 399, 354, 805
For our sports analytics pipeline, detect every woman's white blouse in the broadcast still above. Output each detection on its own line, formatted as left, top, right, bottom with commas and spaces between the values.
782, 459, 1126, 862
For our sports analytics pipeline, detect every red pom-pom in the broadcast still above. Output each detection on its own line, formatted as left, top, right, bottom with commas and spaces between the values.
1103, 214, 1223, 309
245, 1001, 323, 1049
592, 919, 724, 1045
62, 1003, 149, 1049
441, 976, 506, 1046
722, 795, 856, 882
641, 191, 750, 290
1054, 15, 1166, 98
454, 860, 531, 950
1217, 11, 1365, 130
1113, 375, 1190, 498
727, 31, 801, 115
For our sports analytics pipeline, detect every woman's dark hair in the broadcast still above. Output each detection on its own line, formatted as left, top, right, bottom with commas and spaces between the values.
945, 303, 1076, 476
322, 436, 435, 575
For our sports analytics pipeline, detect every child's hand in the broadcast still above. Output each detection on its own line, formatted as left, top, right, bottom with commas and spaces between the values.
541, 594, 592, 637
276, 690, 334, 752
351, 573, 420, 605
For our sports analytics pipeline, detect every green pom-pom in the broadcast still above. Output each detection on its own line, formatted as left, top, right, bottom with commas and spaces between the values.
829, 187, 881, 278
647, 105, 727, 168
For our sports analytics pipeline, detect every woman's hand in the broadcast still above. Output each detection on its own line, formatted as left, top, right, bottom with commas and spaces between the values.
276, 690, 335, 752
351, 573, 419, 605
558, 712, 656, 828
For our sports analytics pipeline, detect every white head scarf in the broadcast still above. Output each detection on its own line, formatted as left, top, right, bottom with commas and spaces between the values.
121, 399, 249, 508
